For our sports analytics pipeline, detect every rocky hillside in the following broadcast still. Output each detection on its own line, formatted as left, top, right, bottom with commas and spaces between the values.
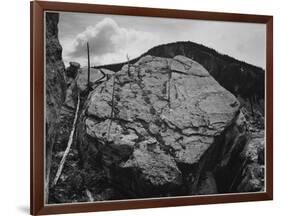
46, 13, 265, 204
48, 56, 264, 203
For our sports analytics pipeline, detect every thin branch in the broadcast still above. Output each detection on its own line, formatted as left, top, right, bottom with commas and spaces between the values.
52, 93, 81, 186
95, 69, 106, 84
126, 54, 131, 77
87, 42, 91, 89
85, 189, 94, 202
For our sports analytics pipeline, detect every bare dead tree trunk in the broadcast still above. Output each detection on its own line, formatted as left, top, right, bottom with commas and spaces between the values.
52, 94, 80, 186
126, 54, 131, 77
87, 42, 91, 89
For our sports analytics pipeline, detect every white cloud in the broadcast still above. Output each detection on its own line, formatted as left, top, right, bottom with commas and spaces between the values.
63, 18, 158, 66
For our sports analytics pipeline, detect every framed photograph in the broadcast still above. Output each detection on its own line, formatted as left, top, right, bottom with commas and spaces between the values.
30, 1, 273, 215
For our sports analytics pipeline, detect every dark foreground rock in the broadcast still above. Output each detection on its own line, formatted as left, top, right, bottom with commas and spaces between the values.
45, 12, 66, 200
236, 131, 265, 192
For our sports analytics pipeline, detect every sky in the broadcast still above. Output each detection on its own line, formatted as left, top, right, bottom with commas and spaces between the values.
56, 11, 266, 69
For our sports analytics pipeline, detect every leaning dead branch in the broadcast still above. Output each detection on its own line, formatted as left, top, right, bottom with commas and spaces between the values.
85, 188, 94, 202
93, 68, 106, 84
52, 93, 80, 186
87, 42, 91, 89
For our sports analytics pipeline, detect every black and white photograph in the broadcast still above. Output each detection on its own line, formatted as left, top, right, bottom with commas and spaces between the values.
45, 11, 266, 204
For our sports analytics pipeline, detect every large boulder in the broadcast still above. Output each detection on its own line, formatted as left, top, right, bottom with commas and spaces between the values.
65, 62, 80, 79
78, 55, 243, 197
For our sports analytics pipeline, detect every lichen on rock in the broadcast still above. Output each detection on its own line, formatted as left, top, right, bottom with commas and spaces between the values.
78, 55, 246, 197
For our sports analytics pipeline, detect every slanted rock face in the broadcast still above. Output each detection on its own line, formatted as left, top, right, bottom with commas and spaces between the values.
78, 55, 243, 197
45, 13, 66, 189
45, 12, 66, 141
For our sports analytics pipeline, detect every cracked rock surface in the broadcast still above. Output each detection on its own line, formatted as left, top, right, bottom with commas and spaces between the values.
78, 55, 241, 197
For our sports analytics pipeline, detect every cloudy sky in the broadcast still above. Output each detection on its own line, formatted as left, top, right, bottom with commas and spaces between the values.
57, 12, 266, 68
